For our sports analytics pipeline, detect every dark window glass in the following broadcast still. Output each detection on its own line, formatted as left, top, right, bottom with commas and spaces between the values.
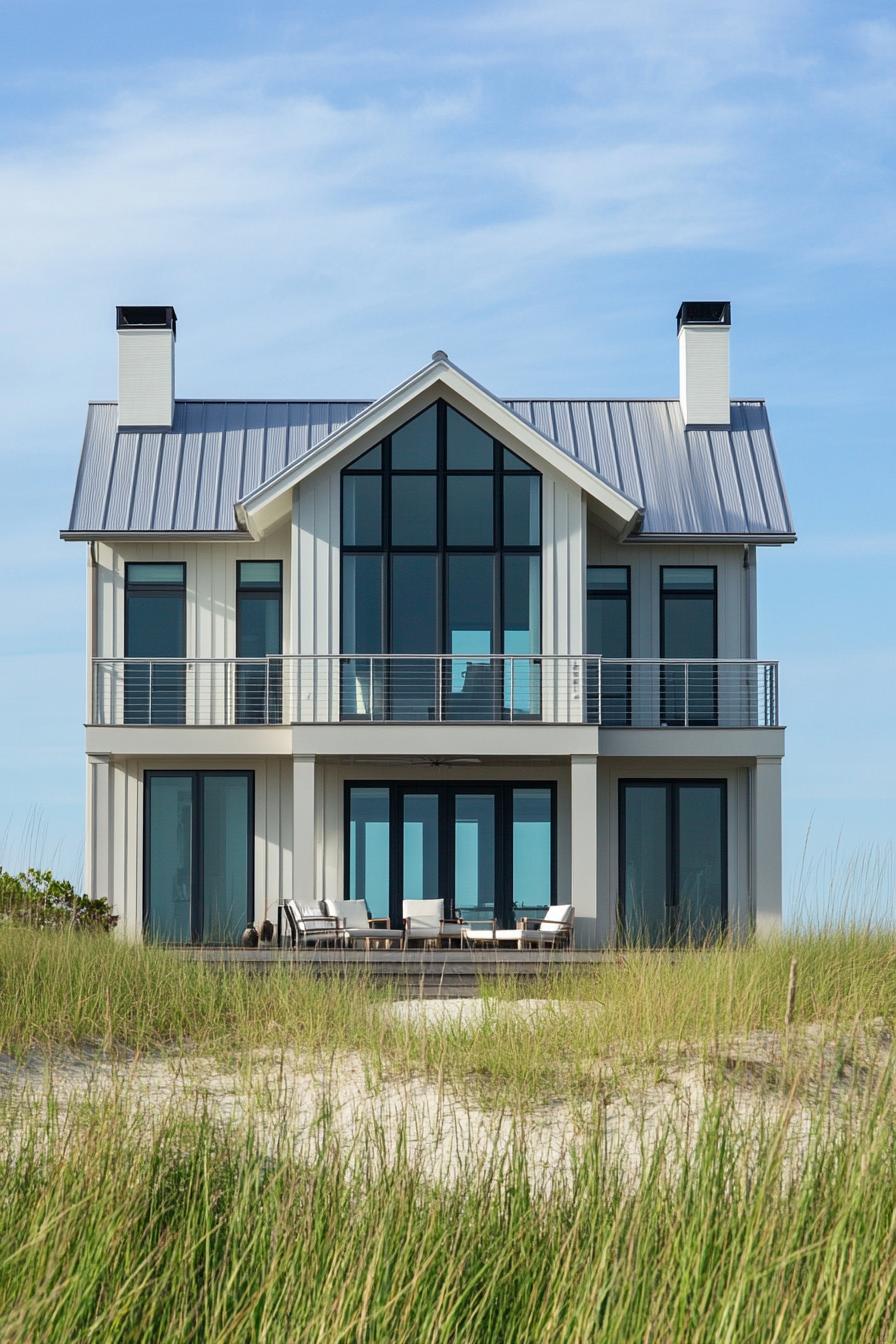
402, 793, 440, 902
348, 788, 391, 921
454, 793, 497, 924
236, 561, 282, 724
341, 555, 384, 653
503, 474, 540, 546
661, 567, 717, 725
342, 476, 382, 546
503, 446, 535, 473
391, 475, 437, 546
348, 442, 382, 470
512, 788, 552, 923
620, 781, 726, 947
447, 555, 495, 718
391, 405, 437, 468
446, 475, 493, 546
586, 566, 630, 724
446, 406, 494, 468
125, 563, 185, 724
145, 771, 252, 945
503, 554, 541, 717
391, 555, 438, 719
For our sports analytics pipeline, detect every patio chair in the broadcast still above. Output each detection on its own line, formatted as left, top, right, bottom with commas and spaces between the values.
517, 904, 575, 949
323, 898, 401, 948
402, 899, 466, 947
282, 899, 341, 949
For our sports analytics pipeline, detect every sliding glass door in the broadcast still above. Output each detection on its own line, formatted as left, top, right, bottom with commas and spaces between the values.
619, 780, 726, 945
345, 783, 555, 928
145, 771, 253, 943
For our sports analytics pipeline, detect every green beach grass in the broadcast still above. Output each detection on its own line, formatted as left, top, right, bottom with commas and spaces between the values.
0, 926, 894, 1340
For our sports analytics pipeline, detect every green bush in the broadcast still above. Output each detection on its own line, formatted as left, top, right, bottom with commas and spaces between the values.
0, 868, 116, 932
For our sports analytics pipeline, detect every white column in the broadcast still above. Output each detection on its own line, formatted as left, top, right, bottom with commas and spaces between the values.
569, 755, 598, 947
292, 755, 317, 905
752, 756, 783, 936
88, 754, 112, 909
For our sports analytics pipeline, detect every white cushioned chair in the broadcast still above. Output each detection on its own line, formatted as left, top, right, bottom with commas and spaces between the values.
517, 904, 575, 949
402, 898, 465, 946
283, 899, 341, 948
323, 898, 400, 947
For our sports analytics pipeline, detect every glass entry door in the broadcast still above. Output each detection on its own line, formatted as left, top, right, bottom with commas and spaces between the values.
145, 771, 253, 943
346, 782, 554, 929
619, 780, 726, 945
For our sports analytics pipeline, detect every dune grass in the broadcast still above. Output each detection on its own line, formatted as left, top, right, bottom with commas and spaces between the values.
0, 927, 894, 1098
0, 1088, 893, 1343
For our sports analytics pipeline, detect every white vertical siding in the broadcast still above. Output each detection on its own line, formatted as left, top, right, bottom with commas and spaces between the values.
587, 526, 752, 659
94, 526, 291, 662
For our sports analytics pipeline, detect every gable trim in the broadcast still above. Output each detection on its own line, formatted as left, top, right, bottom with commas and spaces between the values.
235, 357, 642, 539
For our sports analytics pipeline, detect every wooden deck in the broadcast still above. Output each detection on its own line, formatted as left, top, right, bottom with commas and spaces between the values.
177, 947, 616, 996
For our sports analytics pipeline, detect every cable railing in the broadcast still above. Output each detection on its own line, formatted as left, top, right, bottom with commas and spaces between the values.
91, 656, 779, 728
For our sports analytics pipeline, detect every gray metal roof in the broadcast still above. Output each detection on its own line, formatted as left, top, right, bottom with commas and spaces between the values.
65, 397, 794, 540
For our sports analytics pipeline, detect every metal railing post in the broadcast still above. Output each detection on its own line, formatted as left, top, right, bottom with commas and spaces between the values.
683, 661, 689, 727
437, 654, 444, 722
369, 656, 374, 723
147, 661, 153, 725
509, 657, 514, 723
597, 655, 602, 726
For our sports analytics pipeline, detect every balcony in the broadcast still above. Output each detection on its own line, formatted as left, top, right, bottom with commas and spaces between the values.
91, 656, 779, 729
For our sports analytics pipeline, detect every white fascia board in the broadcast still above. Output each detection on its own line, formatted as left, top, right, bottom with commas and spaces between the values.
236, 358, 642, 539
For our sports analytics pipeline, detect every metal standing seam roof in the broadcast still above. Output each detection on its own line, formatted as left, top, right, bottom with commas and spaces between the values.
65, 397, 795, 540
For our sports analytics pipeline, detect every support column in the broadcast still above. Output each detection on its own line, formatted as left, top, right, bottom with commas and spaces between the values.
88, 754, 111, 908
569, 755, 598, 948
752, 756, 782, 936
292, 755, 317, 905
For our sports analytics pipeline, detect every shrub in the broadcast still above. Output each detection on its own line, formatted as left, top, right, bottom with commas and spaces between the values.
0, 868, 116, 932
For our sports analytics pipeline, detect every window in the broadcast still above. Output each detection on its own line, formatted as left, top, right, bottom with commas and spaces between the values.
660, 566, 717, 725
619, 780, 726, 945
236, 561, 282, 724
586, 566, 630, 723
345, 782, 555, 929
125, 563, 186, 724
144, 771, 253, 944
340, 401, 541, 721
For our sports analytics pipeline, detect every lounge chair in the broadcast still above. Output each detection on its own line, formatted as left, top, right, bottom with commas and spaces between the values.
402, 898, 466, 947
282, 899, 341, 948
518, 904, 575, 949
323, 898, 401, 948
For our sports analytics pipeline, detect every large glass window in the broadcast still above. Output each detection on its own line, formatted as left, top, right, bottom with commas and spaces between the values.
660, 566, 717, 725
125, 563, 185, 724
586, 566, 630, 724
236, 561, 282, 724
340, 401, 541, 721
346, 782, 554, 929
145, 771, 253, 944
620, 780, 726, 946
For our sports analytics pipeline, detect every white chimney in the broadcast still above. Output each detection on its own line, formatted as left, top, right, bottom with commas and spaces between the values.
116, 306, 176, 428
677, 301, 730, 427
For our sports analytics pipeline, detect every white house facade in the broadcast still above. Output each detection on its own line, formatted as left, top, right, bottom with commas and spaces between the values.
63, 303, 794, 947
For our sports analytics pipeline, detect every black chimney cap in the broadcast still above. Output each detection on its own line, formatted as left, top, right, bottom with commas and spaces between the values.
676, 301, 730, 332
116, 305, 177, 336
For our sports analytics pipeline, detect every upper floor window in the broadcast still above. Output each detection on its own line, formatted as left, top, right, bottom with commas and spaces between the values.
660, 566, 717, 725
586, 566, 630, 724
340, 401, 541, 721
124, 563, 186, 724
236, 561, 282, 724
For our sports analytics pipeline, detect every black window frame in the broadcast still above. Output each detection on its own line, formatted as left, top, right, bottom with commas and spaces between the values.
659, 564, 718, 726
143, 768, 255, 944
340, 400, 542, 722
235, 559, 283, 725
617, 778, 728, 945
344, 779, 557, 929
124, 561, 187, 725
586, 565, 631, 724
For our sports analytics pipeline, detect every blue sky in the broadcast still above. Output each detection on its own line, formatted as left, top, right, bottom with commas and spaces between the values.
0, 0, 894, 920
